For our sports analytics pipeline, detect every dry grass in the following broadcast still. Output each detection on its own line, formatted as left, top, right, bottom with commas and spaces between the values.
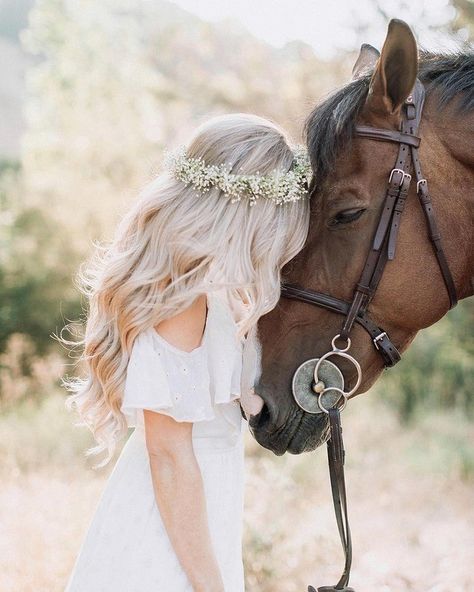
1, 390, 473, 592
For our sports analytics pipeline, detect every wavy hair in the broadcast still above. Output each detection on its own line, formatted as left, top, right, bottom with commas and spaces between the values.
58, 113, 310, 468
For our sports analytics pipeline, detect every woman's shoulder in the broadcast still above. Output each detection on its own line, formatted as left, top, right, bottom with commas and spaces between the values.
152, 293, 208, 356
127, 290, 240, 357
120, 291, 247, 428
124, 289, 244, 381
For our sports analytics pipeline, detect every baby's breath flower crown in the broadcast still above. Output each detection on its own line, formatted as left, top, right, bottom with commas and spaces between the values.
164, 145, 312, 206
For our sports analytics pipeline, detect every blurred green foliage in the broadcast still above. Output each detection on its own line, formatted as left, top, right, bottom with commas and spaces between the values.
378, 299, 474, 421
0, 161, 82, 355
0, 205, 82, 355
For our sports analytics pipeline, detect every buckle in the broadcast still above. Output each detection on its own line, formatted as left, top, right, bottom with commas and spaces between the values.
389, 169, 404, 184
373, 331, 387, 350
389, 169, 411, 186
401, 172, 412, 186
416, 178, 427, 193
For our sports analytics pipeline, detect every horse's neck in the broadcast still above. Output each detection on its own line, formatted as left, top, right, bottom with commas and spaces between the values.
424, 101, 474, 300
432, 105, 474, 170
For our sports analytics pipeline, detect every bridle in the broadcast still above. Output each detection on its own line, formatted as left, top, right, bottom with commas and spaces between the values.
283, 79, 457, 369
281, 79, 458, 591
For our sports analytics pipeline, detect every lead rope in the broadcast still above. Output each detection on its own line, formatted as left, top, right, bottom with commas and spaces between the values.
308, 408, 355, 592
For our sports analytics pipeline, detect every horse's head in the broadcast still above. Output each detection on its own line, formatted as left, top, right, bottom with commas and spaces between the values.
250, 19, 473, 455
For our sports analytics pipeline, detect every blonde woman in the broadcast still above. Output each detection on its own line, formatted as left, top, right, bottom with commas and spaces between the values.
61, 113, 311, 592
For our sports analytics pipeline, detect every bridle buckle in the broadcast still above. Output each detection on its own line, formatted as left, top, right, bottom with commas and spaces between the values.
373, 331, 387, 350
389, 168, 412, 187
388, 168, 405, 185
416, 178, 427, 193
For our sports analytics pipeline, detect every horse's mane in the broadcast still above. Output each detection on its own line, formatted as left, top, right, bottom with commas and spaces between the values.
305, 51, 474, 190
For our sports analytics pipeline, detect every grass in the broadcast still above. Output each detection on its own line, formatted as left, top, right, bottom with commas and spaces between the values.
1, 388, 473, 591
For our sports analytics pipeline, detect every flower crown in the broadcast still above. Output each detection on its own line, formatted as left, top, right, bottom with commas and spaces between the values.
164, 145, 312, 206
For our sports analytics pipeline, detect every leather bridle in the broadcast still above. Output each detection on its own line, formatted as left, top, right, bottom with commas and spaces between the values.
281, 79, 458, 592
282, 78, 457, 368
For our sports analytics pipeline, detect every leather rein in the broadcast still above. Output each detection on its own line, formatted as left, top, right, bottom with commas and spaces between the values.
281, 79, 458, 592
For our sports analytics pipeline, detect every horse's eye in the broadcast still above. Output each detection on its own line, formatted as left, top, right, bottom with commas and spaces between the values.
330, 208, 366, 227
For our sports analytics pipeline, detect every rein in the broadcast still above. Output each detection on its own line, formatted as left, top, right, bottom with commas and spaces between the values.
282, 79, 458, 592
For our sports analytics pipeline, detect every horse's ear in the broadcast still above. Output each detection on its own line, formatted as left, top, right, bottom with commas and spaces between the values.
351, 44, 380, 81
364, 19, 418, 118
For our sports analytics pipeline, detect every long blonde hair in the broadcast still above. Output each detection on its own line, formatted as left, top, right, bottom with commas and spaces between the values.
59, 113, 310, 467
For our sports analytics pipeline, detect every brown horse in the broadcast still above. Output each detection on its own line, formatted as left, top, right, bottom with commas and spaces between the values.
250, 20, 474, 455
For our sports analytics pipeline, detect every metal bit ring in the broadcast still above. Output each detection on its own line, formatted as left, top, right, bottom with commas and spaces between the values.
317, 387, 348, 414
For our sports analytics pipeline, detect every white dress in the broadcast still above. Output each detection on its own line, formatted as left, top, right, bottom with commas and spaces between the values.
64, 290, 247, 592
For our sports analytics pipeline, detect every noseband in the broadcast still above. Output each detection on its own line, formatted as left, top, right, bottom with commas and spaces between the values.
282, 79, 458, 591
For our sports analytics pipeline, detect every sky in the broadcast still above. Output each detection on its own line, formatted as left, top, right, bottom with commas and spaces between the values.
169, 0, 462, 59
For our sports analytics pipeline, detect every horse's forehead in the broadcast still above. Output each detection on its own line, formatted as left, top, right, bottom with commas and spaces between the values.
313, 151, 373, 201
315, 135, 399, 201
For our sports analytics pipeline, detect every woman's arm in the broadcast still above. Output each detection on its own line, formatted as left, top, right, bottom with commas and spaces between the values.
144, 293, 223, 592
144, 411, 224, 592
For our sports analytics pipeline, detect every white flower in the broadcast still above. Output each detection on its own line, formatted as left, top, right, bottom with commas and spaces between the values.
163, 144, 312, 205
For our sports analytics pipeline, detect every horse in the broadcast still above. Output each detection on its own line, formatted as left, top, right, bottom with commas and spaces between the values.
249, 19, 474, 457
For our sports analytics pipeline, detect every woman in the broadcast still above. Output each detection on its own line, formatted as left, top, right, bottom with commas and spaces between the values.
61, 112, 311, 591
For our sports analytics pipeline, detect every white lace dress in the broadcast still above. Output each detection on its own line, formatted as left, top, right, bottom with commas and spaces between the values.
64, 290, 248, 592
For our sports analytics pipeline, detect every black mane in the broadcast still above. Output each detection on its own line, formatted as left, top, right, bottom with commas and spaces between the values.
305, 52, 474, 190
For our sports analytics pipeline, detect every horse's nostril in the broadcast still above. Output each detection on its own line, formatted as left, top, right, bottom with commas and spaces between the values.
248, 401, 271, 430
